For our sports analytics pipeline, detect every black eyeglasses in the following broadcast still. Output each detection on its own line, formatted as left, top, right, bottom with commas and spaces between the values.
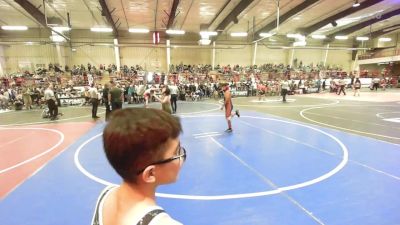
136, 144, 186, 175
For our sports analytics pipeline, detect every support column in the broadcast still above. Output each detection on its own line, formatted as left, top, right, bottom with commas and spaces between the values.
113, 39, 121, 72
55, 44, 65, 68
323, 44, 329, 67
276, 0, 280, 31
212, 41, 216, 70
252, 42, 258, 65
166, 39, 171, 73
0, 45, 5, 76
352, 51, 360, 74
289, 48, 295, 68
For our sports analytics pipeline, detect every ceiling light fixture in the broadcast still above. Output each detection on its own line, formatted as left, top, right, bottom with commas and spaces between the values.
199, 31, 218, 36
311, 34, 326, 39
199, 39, 211, 45
286, 33, 304, 39
90, 27, 113, 32
353, 0, 360, 7
293, 41, 307, 47
335, 35, 348, 40
259, 33, 273, 38
52, 27, 71, 32
1, 26, 28, 31
128, 28, 149, 33
230, 32, 248, 37
166, 29, 185, 35
379, 37, 392, 42
50, 35, 65, 42
356, 37, 369, 41
50, 31, 65, 42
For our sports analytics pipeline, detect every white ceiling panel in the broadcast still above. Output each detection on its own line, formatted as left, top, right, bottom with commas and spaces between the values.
251, 0, 304, 33
226, 0, 277, 32
207, 0, 242, 31
176, 0, 228, 32
106, 0, 170, 31
122, 0, 156, 29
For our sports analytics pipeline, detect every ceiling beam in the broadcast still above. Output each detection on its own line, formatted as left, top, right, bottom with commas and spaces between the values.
81, 0, 101, 25
208, 0, 232, 28
370, 29, 399, 39
14, 0, 47, 27
45, 1, 68, 25
98, 0, 119, 37
167, 0, 180, 29
361, 24, 400, 39
377, 27, 400, 37
254, 0, 321, 38
12, 0, 71, 42
0, 18, 8, 25
302, 0, 385, 35
213, 0, 255, 32
3, 0, 40, 27
328, 8, 400, 38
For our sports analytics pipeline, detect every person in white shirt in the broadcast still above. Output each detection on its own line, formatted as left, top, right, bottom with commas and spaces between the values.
88, 74, 94, 87
44, 84, 58, 120
372, 77, 380, 91
337, 77, 346, 95
169, 83, 179, 113
92, 108, 185, 225
89, 83, 100, 119
280, 77, 290, 102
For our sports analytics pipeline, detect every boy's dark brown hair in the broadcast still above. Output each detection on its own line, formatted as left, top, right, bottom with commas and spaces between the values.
103, 108, 182, 183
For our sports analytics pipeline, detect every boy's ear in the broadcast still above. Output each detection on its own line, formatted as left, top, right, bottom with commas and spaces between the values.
140, 165, 156, 183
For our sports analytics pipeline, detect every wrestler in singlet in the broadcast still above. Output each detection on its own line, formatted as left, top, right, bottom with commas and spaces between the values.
143, 89, 153, 99
222, 85, 240, 132
224, 91, 233, 118
143, 88, 156, 108
257, 83, 266, 95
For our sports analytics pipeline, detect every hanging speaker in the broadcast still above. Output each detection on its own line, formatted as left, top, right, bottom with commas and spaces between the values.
331, 21, 337, 27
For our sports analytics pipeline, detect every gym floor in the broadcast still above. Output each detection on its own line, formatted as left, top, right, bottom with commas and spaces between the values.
1, 89, 399, 225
